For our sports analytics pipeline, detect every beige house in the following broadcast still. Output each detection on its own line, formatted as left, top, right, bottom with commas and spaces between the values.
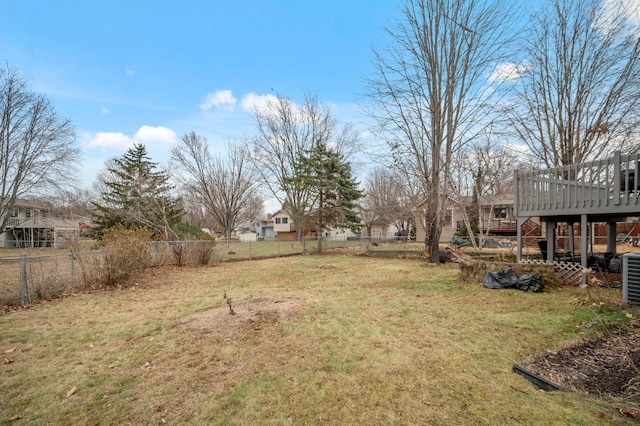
0, 199, 81, 248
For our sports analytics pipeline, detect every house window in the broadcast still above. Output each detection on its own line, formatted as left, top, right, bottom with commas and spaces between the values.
494, 207, 507, 219
25, 209, 31, 218
275, 218, 281, 224
282, 217, 288, 224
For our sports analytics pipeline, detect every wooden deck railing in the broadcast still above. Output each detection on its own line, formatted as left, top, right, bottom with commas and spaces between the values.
515, 151, 640, 217
5, 216, 79, 229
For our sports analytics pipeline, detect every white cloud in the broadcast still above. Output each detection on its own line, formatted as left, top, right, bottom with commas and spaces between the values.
597, 0, 640, 35
101, 107, 110, 114
134, 125, 177, 145
88, 131, 133, 150
240, 92, 278, 112
200, 89, 237, 111
488, 61, 532, 83
125, 68, 135, 76
86, 126, 177, 151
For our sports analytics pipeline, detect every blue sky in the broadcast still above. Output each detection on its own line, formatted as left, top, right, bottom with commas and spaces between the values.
2, 0, 638, 196
0, 0, 400, 187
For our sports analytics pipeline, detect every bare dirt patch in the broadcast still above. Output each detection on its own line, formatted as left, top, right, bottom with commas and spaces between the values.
175, 297, 306, 341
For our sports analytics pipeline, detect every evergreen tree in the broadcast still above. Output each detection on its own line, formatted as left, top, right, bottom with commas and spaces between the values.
291, 143, 363, 252
92, 143, 183, 240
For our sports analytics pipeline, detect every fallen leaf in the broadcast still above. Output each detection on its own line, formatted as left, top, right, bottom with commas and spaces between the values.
2, 347, 16, 354
66, 386, 79, 398
10, 414, 22, 420
4, 358, 14, 364
626, 313, 634, 319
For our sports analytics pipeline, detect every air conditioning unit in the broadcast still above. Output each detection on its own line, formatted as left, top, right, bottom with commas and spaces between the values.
622, 254, 640, 305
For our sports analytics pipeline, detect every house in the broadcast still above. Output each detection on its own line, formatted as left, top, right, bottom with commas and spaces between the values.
415, 192, 541, 244
414, 196, 464, 244
272, 208, 296, 240
477, 192, 518, 235
235, 214, 275, 239
367, 220, 400, 240
253, 214, 275, 239
0, 199, 81, 248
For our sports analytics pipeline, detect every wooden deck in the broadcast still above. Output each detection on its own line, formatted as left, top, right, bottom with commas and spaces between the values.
515, 151, 640, 219
514, 151, 640, 276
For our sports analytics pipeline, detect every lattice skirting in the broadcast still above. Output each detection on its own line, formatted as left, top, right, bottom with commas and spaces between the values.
519, 259, 585, 286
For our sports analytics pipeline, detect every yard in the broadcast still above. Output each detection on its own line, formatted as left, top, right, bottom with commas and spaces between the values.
1, 254, 639, 425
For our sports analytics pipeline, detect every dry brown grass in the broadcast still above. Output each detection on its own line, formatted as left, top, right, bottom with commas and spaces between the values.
1, 255, 638, 425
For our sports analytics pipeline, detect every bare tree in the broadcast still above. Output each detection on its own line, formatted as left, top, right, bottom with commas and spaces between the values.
0, 66, 78, 235
365, 0, 517, 262
508, 0, 640, 168
250, 92, 359, 240
358, 168, 414, 238
450, 132, 520, 249
171, 132, 261, 239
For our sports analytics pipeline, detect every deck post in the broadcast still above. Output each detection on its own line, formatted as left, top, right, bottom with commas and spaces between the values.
516, 218, 523, 261
545, 221, 556, 261
568, 221, 575, 260
607, 221, 617, 254
581, 215, 588, 269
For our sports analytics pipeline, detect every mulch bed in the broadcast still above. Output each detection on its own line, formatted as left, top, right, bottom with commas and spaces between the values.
523, 331, 640, 398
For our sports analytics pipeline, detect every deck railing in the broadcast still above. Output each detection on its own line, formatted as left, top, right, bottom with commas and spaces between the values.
515, 151, 640, 217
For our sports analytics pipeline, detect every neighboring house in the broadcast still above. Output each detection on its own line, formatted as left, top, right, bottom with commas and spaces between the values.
415, 193, 539, 244
254, 214, 275, 239
235, 214, 276, 239
477, 192, 517, 236
0, 199, 81, 248
321, 226, 359, 241
414, 196, 464, 244
370, 221, 400, 239
272, 209, 296, 240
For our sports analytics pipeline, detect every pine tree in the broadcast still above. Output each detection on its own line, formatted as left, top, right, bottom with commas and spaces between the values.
92, 143, 183, 240
291, 143, 363, 252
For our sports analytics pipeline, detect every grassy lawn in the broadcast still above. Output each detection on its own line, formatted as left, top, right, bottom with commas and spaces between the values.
1, 255, 638, 425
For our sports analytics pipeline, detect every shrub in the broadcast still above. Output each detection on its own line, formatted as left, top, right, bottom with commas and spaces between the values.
100, 224, 151, 286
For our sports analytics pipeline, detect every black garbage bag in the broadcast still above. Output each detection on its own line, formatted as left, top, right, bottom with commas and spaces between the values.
608, 255, 622, 273
517, 274, 544, 293
483, 268, 518, 289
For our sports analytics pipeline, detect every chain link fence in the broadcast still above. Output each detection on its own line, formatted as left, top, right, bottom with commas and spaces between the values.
0, 237, 424, 307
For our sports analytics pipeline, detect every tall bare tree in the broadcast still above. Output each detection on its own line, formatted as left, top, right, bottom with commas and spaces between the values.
250, 92, 359, 240
450, 132, 520, 249
358, 168, 414, 238
0, 66, 78, 235
508, 0, 640, 168
365, 0, 517, 262
171, 132, 261, 239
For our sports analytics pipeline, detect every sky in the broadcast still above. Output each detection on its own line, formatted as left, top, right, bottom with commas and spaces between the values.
0, 0, 400, 189
1, 0, 639, 201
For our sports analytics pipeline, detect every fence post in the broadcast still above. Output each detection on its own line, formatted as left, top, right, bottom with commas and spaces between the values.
249, 240, 252, 260
70, 252, 74, 287
19, 254, 26, 307
404, 237, 407, 257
